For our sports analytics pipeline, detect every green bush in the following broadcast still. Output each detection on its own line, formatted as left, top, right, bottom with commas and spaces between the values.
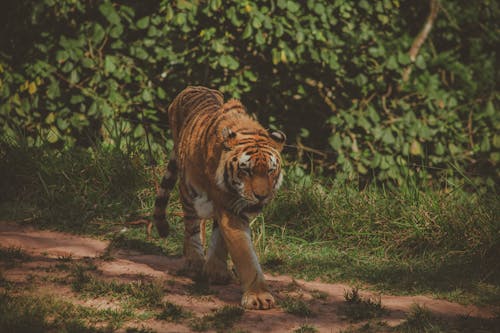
0, 0, 498, 187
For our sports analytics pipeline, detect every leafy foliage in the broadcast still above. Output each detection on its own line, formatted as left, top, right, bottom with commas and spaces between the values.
0, 0, 498, 186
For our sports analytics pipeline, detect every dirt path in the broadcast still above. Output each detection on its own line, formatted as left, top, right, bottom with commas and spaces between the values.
0, 221, 496, 332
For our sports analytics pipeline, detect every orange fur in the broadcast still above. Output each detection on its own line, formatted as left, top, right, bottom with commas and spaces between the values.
153, 86, 285, 309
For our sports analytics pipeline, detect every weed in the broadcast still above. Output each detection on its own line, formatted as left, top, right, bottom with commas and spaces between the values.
187, 274, 215, 296
57, 254, 74, 262
338, 288, 386, 322
394, 305, 500, 332
401, 305, 435, 331
310, 289, 329, 300
189, 305, 244, 332
0, 246, 30, 267
0, 292, 129, 332
70, 264, 163, 307
339, 321, 390, 333
156, 301, 191, 322
126, 327, 156, 333
280, 296, 314, 317
294, 324, 319, 333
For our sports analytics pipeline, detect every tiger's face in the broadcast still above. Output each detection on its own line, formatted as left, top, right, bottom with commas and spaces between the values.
217, 128, 285, 218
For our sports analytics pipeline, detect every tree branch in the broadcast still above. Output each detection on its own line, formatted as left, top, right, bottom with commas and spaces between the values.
402, 0, 440, 83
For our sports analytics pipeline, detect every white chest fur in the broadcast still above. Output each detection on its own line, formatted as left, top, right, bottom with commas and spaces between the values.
193, 192, 214, 218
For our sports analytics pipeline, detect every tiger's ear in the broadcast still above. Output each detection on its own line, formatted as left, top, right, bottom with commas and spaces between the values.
269, 130, 286, 151
222, 127, 237, 150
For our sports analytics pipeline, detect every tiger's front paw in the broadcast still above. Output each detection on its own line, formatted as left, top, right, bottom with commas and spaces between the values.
241, 291, 275, 310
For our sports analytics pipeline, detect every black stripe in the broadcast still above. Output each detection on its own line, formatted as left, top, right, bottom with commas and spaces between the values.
155, 196, 168, 207
212, 219, 219, 230
153, 212, 165, 220
167, 159, 177, 173
160, 175, 176, 189
203, 114, 224, 147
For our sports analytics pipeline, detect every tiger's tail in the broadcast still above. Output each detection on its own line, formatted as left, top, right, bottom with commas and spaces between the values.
153, 155, 178, 238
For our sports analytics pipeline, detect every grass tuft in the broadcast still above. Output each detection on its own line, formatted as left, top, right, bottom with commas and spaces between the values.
0, 292, 132, 332
279, 296, 314, 317
338, 288, 386, 322
189, 305, 244, 332
294, 324, 319, 333
156, 301, 191, 322
0, 247, 30, 267
70, 264, 163, 307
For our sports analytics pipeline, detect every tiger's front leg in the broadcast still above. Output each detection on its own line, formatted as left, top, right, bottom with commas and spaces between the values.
218, 210, 274, 310
203, 219, 233, 285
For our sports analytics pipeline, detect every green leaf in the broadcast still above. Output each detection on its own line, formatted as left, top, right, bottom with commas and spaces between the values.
142, 89, 153, 102
81, 57, 94, 68
46, 80, 60, 99
134, 124, 145, 138
99, 2, 121, 25
69, 70, 79, 84
243, 70, 257, 82
56, 118, 69, 131
137, 17, 149, 29
410, 140, 422, 155
329, 133, 342, 150
252, 16, 262, 29
47, 126, 60, 143
287, 1, 300, 12
104, 55, 116, 73
381, 129, 395, 144
242, 24, 252, 39
45, 112, 55, 124
485, 100, 495, 116
415, 55, 426, 69
493, 134, 500, 148
255, 31, 265, 45
110, 24, 123, 38
357, 163, 368, 174
386, 55, 398, 70
435, 142, 445, 155
397, 52, 410, 65
70, 95, 84, 104
56, 50, 69, 63
480, 136, 490, 152
91, 23, 105, 44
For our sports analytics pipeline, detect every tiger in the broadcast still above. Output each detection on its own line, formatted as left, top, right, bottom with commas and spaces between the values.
153, 86, 285, 310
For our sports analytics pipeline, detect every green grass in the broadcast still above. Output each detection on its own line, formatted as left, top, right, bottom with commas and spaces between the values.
0, 247, 30, 267
338, 288, 386, 322
0, 139, 151, 235
0, 292, 133, 332
70, 263, 164, 307
156, 301, 191, 322
259, 173, 500, 305
1, 138, 499, 316
279, 296, 314, 317
342, 305, 500, 333
294, 324, 319, 333
189, 305, 245, 332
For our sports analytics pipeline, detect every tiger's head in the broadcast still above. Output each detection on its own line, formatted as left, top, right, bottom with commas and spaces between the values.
216, 127, 286, 219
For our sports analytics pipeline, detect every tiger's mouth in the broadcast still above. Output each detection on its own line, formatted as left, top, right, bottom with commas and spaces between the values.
243, 203, 264, 214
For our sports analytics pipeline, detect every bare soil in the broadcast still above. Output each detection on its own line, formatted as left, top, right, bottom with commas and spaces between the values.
0, 221, 496, 332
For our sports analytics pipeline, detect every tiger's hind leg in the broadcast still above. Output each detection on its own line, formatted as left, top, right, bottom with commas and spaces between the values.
203, 219, 233, 285
179, 183, 205, 274
153, 154, 178, 238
